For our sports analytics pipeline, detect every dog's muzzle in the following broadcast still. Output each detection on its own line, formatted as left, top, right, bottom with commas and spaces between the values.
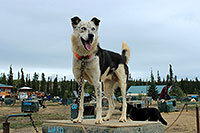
81, 34, 94, 51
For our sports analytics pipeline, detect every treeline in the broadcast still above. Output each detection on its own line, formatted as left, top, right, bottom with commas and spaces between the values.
128, 75, 200, 95
0, 65, 77, 98
0, 65, 200, 99
127, 64, 200, 100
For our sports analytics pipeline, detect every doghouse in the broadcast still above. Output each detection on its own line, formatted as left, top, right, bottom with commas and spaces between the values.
158, 99, 177, 112
71, 103, 96, 120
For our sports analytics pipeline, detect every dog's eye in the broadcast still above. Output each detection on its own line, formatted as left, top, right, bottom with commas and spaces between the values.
91, 27, 95, 31
81, 27, 87, 31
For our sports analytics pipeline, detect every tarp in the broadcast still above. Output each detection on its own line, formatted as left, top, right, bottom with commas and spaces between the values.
20, 87, 33, 90
191, 95, 197, 98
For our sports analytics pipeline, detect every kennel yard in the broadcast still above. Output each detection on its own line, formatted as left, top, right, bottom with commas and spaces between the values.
0, 101, 199, 133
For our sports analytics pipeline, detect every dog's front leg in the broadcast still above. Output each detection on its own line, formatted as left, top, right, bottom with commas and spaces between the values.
94, 82, 103, 124
73, 82, 85, 123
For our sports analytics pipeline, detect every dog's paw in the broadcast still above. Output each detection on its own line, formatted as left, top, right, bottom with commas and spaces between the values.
119, 117, 127, 122
95, 118, 104, 124
103, 116, 110, 121
73, 118, 82, 123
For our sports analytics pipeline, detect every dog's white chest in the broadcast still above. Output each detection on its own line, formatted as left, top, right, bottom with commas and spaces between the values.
73, 55, 101, 82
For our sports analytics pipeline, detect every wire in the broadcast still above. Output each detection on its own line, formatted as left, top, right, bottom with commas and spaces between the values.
165, 103, 186, 131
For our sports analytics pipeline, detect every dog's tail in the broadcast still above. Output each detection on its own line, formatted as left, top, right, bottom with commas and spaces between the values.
121, 41, 130, 64
159, 114, 168, 125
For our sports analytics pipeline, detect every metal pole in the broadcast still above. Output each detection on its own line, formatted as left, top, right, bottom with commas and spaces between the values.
3, 114, 32, 133
196, 105, 199, 133
3, 122, 10, 133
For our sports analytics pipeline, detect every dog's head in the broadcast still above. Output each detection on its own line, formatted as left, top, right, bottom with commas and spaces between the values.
119, 103, 137, 115
71, 16, 100, 55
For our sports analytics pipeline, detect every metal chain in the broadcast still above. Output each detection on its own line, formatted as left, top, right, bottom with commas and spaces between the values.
29, 115, 39, 133
77, 59, 86, 106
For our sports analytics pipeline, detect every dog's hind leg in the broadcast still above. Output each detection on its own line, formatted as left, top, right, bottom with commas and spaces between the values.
73, 81, 85, 123
115, 64, 127, 122
103, 80, 117, 121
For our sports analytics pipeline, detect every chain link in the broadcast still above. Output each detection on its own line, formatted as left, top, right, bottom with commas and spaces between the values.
29, 115, 39, 133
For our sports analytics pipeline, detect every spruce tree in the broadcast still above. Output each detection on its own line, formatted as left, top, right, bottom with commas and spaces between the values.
53, 75, 58, 97
157, 70, 161, 84
26, 74, 31, 87
18, 71, 20, 80
7, 65, 14, 86
169, 64, 173, 83
47, 77, 51, 94
16, 71, 20, 88
147, 70, 158, 100
32, 72, 39, 91
166, 74, 170, 84
195, 77, 200, 94
40, 73, 46, 93
0, 73, 7, 84
61, 76, 68, 98
20, 68, 25, 87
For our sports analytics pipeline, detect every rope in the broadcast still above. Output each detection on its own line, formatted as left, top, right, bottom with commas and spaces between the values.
165, 103, 186, 131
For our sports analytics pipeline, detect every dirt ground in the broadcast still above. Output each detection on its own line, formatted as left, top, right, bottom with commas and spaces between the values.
0, 101, 199, 133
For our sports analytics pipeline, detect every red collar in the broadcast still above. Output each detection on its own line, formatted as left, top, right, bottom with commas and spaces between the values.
73, 51, 93, 60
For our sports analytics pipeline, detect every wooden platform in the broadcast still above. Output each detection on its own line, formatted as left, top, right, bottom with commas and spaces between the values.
42, 119, 164, 133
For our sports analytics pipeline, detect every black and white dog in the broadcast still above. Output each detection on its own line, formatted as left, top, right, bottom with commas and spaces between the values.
122, 103, 167, 125
71, 16, 130, 124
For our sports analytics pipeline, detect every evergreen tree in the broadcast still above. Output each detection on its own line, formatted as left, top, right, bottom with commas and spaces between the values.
26, 74, 28, 86
28, 75, 31, 87
53, 75, 58, 96
169, 64, 173, 83
26, 74, 31, 87
16, 71, 20, 88
20, 68, 25, 87
0, 73, 7, 84
147, 70, 158, 100
195, 77, 200, 94
60, 76, 69, 98
162, 78, 166, 84
47, 77, 51, 94
166, 74, 170, 84
7, 65, 14, 86
32, 72, 39, 91
157, 70, 161, 84
174, 75, 177, 83
85, 81, 94, 96
18, 71, 20, 80
40, 73, 46, 92
170, 85, 186, 100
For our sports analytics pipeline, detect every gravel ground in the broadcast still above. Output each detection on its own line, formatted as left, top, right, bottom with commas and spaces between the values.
0, 101, 199, 133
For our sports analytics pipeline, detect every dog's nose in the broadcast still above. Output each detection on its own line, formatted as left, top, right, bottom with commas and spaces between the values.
88, 34, 94, 40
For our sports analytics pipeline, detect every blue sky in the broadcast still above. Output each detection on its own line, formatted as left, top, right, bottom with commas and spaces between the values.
0, 0, 200, 80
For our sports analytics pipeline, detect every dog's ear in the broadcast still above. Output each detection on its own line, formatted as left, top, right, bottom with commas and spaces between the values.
91, 17, 100, 26
71, 16, 81, 29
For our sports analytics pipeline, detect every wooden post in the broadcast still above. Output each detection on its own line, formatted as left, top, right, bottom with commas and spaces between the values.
186, 101, 188, 112
3, 122, 10, 133
196, 105, 199, 133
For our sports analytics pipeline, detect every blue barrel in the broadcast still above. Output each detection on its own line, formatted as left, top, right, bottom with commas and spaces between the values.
21, 100, 39, 112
